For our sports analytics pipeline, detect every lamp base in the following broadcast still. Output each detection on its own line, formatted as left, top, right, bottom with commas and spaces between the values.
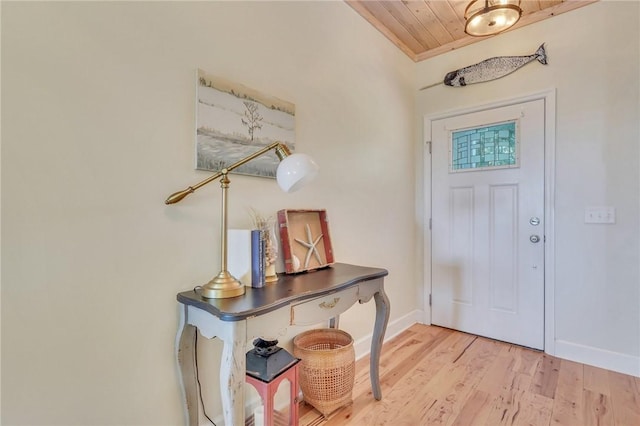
200, 270, 245, 299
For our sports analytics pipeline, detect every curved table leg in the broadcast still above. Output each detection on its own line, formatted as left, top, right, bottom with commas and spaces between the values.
371, 288, 390, 400
219, 320, 247, 425
176, 305, 248, 425
176, 306, 199, 426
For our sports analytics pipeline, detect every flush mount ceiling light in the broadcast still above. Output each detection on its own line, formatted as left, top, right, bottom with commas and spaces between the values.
464, 0, 522, 37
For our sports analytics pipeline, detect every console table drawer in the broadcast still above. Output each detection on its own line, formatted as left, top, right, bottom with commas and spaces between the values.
290, 286, 358, 326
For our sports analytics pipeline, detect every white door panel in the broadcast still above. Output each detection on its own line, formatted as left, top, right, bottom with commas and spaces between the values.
431, 99, 545, 349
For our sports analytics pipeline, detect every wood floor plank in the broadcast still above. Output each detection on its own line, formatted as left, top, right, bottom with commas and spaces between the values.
584, 364, 612, 396
421, 337, 502, 425
531, 354, 560, 399
328, 333, 459, 425
477, 344, 536, 397
551, 359, 584, 426
330, 329, 473, 425
583, 390, 614, 426
379, 327, 454, 390
336, 362, 435, 425
350, 333, 483, 425
608, 369, 640, 426
480, 346, 548, 426
319, 331, 420, 425
514, 392, 554, 426
510, 344, 542, 377
349, 387, 437, 425
483, 387, 530, 425
298, 324, 639, 426
352, 327, 425, 395
450, 389, 493, 426
348, 334, 482, 425
350, 328, 415, 394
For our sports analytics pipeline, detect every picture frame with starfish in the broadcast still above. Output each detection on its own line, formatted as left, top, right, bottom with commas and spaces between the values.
277, 209, 334, 274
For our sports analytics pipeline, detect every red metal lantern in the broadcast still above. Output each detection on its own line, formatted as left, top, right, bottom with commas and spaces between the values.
246, 338, 300, 426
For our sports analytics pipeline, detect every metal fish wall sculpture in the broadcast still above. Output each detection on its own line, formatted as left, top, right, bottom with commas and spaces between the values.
420, 44, 548, 90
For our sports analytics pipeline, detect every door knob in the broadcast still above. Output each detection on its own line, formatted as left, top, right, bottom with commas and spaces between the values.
530, 235, 541, 243
529, 217, 540, 226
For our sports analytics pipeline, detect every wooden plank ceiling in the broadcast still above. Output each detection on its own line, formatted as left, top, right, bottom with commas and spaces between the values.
346, 0, 598, 62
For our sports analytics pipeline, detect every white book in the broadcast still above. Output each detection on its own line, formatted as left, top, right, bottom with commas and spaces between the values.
227, 229, 252, 286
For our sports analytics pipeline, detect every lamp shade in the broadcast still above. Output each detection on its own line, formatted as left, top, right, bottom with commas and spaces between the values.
464, 0, 522, 37
276, 152, 319, 193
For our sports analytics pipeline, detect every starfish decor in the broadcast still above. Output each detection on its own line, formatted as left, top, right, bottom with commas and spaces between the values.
294, 223, 324, 268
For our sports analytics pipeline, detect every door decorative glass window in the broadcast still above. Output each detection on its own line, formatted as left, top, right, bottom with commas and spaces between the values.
450, 120, 519, 172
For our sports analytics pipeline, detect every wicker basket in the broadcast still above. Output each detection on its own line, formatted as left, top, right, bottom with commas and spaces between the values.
292, 329, 355, 417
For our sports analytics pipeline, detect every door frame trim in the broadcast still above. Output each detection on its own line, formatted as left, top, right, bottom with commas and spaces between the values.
423, 89, 556, 354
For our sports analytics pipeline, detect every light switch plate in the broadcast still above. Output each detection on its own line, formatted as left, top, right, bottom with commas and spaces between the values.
584, 206, 616, 224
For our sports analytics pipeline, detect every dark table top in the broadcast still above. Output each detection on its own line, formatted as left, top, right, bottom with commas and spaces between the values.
176, 263, 388, 321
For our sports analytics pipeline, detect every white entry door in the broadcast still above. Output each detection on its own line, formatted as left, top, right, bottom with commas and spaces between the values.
431, 99, 545, 350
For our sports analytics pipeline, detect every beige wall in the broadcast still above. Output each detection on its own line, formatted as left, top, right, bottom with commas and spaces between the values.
417, 1, 639, 375
2, 1, 639, 425
1, 2, 415, 425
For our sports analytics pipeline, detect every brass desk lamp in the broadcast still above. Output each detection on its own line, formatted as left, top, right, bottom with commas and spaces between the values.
165, 142, 318, 299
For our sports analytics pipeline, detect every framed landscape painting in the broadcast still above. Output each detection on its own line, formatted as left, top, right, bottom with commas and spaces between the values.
196, 69, 296, 178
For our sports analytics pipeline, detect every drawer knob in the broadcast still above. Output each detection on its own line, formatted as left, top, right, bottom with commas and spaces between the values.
319, 298, 340, 309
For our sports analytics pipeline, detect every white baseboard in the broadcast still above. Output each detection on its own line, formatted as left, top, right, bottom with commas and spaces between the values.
555, 339, 640, 378
353, 310, 423, 360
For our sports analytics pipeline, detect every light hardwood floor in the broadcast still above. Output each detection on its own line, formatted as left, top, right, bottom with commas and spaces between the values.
299, 324, 640, 426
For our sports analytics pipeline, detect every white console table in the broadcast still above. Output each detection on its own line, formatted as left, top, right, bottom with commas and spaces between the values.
175, 263, 390, 426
